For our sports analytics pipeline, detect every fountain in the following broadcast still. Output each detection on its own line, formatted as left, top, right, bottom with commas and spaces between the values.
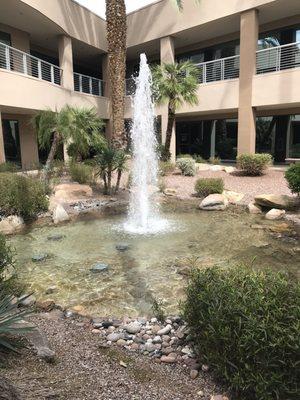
124, 53, 169, 234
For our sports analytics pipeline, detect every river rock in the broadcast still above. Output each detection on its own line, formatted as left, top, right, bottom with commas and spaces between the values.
157, 324, 172, 336
19, 294, 36, 307
116, 243, 130, 252
199, 194, 228, 211
32, 253, 48, 262
47, 234, 64, 241
254, 194, 294, 210
90, 263, 109, 273
45, 285, 57, 294
52, 204, 70, 224
0, 215, 24, 235
224, 166, 235, 173
124, 321, 141, 334
190, 369, 199, 379
164, 188, 177, 197
107, 333, 123, 342
161, 354, 177, 363
248, 201, 262, 214
265, 208, 286, 220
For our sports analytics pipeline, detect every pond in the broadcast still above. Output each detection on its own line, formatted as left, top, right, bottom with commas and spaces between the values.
9, 210, 300, 317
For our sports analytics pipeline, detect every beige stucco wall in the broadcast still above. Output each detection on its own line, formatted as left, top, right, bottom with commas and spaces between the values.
18, 116, 39, 169
0, 69, 110, 119
0, 23, 30, 52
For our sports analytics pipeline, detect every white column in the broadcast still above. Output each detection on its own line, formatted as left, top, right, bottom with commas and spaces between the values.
58, 35, 74, 91
160, 36, 176, 162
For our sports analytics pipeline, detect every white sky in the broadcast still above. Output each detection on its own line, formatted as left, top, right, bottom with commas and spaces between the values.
74, 0, 157, 18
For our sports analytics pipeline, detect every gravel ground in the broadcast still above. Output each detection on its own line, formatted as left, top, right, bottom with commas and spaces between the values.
164, 167, 292, 204
2, 312, 225, 400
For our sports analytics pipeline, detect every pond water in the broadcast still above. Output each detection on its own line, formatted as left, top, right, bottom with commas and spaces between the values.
8, 210, 300, 317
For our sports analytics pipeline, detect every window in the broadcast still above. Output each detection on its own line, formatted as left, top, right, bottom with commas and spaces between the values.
2, 119, 21, 165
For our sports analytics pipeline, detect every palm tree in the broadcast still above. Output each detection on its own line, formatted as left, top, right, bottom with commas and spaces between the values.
34, 106, 104, 179
106, 0, 127, 149
152, 61, 199, 160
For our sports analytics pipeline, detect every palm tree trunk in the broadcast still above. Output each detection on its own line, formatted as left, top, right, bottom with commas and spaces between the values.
107, 168, 112, 195
163, 102, 176, 161
106, 0, 127, 149
42, 131, 60, 180
115, 169, 122, 193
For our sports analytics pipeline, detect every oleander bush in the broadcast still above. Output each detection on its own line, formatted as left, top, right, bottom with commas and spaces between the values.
69, 162, 94, 185
0, 173, 48, 220
285, 163, 300, 195
176, 158, 196, 176
237, 153, 272, 176
183, 265, 300, 400
159, 161, 175, 176
194, 178, 224, 197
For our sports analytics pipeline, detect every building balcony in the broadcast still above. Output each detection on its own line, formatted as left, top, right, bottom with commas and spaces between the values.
74, 72, 105, 97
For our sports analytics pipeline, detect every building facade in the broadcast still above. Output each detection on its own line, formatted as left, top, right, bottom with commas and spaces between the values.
0, 0, 300, 169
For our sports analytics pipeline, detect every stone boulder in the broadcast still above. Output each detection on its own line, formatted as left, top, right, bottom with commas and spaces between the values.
265, 208, 286, 220
223, 190, 244, 204
164, 188, 177, 197
210, 165, 224, 172
52, 204, 70, 224
199, 194, 228, 211
90, 263, 109, 273
0, 215, 24, 235
248, 201, 262, 214
224, 166, 236, 174
254, 194, 294, 210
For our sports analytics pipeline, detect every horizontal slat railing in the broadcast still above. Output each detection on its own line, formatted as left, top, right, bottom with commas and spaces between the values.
74, 72, 104, 96
0, 42, 61, 85
194, 54, 240, 84
256, 41, 300, 74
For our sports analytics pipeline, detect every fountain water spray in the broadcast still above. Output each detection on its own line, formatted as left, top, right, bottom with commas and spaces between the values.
124, 54, 169, 234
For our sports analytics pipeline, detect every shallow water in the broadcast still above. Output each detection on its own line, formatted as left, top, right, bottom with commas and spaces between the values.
9, 211, 299, 317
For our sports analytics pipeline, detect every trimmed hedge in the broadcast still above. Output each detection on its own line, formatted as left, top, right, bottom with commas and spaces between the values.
237, 153, 272, 176
194, 178, 224, 197
285, 163, 300, 195
0, 173, 48, 220
183, 265, 300, 400
176, 158, 196, 176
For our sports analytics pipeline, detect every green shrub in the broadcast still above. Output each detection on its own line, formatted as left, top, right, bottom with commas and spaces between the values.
177, 153, 193, 159
0, 162, 19, 173
193, 155, 206, 163
183, 265, 300, 400
159, 161, 175, 176
285, 163, 300, 195
194, 178, 224, 197
209, 156, 221, 165
0, 173, 48, 220
69, 162, 94, 185
237, 153, 272, 176
0, 234, 13, 286
176, 158, 196, 176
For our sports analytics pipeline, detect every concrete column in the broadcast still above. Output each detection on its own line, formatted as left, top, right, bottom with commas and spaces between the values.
160, 36, 176, 162
58, 35, 74, 91
237, 9, 259, 155
210, 120, 216, 158
19, 116, 39, 170
102, 54, 113, 140
0, 114, 5, 164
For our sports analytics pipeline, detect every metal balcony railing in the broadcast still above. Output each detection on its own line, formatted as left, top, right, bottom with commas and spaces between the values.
0, 42, 62, 85
74, 72, 104, 96
194, 54, 240, 84
256, 41, 300, 74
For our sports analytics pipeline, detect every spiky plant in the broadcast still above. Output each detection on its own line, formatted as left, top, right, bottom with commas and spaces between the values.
152, 61, 199, 160
0, 293, 33, 352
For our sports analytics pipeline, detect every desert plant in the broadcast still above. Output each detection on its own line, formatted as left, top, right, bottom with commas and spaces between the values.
285, 163, 300, 195
0, 173, 48, 220
0, 162, 19, 173
69, 162, 94, 185
0, 292, 33, 352
237, 153, 272, 176
176, 158, 196, 176
96, 146, 127, 194
183, 265, 300, 400
152, 62, 199, 160
193, 155, 206, 163
209, 156, 221, 165
194, 178, 224, 197
159, 161, 175, 176
151, 298, 166, 322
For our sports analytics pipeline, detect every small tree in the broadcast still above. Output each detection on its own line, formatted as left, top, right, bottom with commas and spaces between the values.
152, 62, 199, 160
34, 106, 105, 179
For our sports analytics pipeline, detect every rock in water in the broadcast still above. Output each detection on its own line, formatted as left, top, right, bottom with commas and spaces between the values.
199, 194, 228, 211
265, 208, 286, 220
32, 253, 48, 262
254, 194, 294, 210
52, 204, 70, 224
90, 263, 109, 273
116, 243, 130, 252
47, 234, 64, 241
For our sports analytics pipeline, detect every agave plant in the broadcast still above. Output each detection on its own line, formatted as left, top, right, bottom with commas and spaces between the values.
0, 293, 33, 352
